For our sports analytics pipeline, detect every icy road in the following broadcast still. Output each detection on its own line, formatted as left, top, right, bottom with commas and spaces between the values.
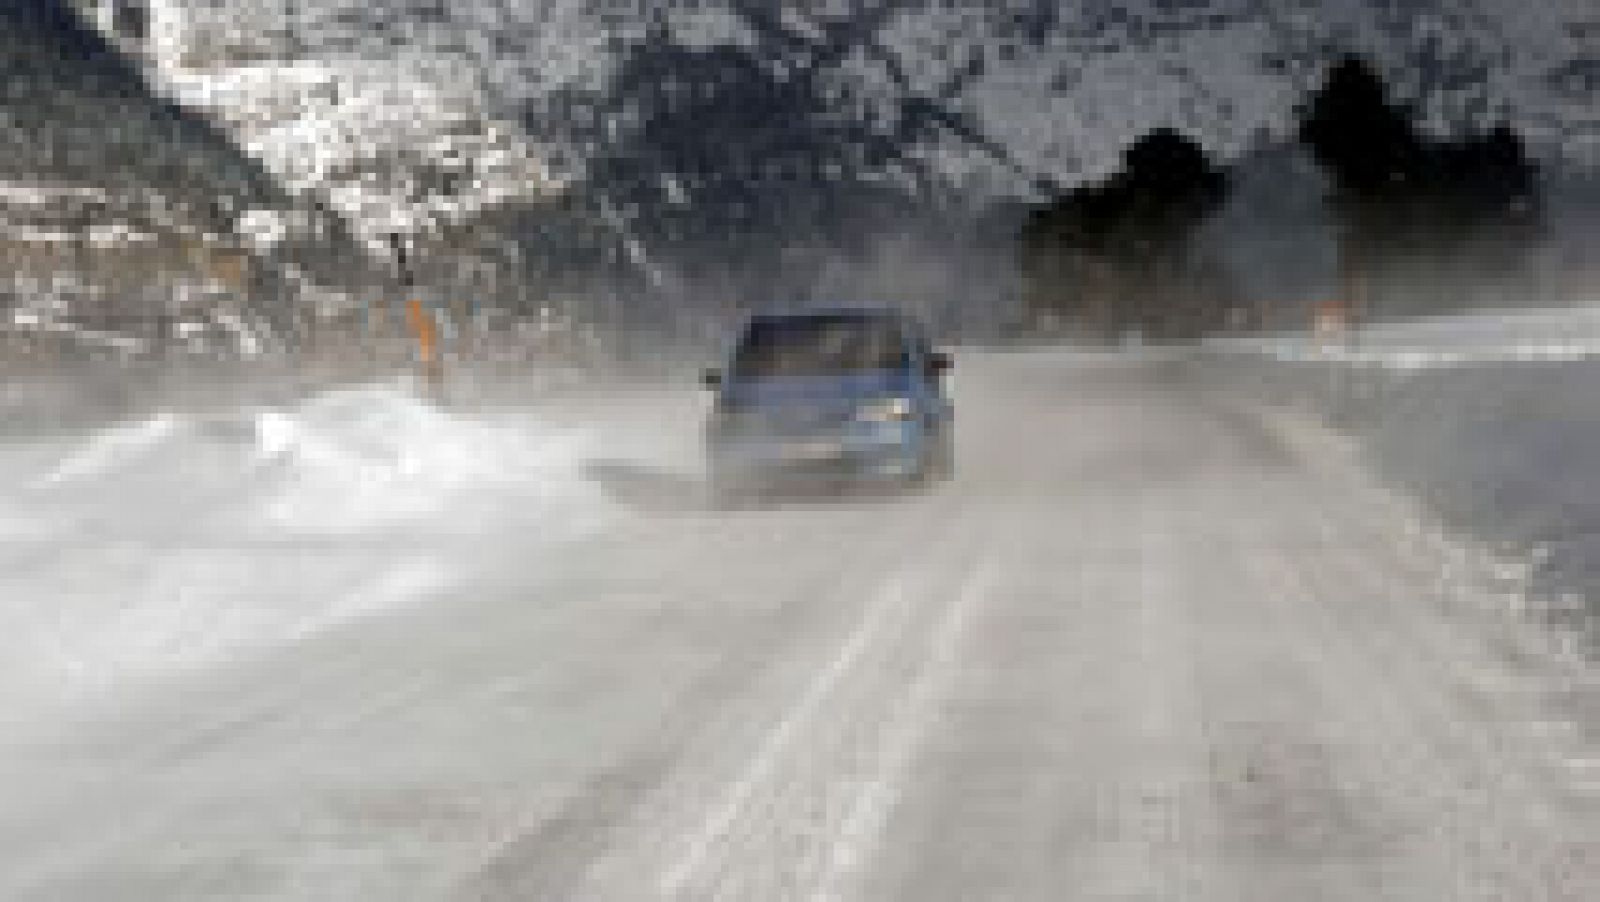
0, 351, 1594, 900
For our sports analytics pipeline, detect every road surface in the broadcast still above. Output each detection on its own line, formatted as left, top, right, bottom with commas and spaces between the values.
0, 351, 1594, 900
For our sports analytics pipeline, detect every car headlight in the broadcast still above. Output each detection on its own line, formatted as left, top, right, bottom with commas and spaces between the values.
856, 397, 915, 423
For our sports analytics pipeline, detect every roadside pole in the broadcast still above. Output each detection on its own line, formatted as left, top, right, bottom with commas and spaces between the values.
1322, 223, 1369, 421
388, 233, 446, 403
405, 298, 444, 396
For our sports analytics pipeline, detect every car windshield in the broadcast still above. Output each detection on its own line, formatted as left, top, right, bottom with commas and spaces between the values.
731, 316, 909, 380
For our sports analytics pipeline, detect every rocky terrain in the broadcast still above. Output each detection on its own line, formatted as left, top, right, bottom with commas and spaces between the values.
10, 1, 1596, 350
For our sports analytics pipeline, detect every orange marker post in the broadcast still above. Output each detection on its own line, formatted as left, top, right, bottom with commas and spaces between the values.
404, 298, 444, 396
1313, 298, 1352, 342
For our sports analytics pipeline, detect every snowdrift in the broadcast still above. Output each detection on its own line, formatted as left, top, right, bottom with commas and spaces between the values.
0, 385, 604, 709
1208, 307, 1600, 647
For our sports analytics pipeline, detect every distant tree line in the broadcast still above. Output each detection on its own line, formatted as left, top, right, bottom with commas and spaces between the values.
1020, 128, 1230, 341
1298, 58, 1540, 321
1021, 56, 1541, 339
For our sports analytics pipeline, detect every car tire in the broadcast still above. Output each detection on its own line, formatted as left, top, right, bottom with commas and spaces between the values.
907, 425, 953, 489
926, 424, 955, 483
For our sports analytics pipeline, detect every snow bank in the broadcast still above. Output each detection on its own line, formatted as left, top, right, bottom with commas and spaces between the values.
250, 387, 594, 533
1219, 302, 1600, 369
0, 385, 605, 709
1208, 308, 1600, 646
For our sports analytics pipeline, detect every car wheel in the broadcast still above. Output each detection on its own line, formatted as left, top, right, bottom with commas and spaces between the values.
905, 427, 950, 490
925, 425, 955, 483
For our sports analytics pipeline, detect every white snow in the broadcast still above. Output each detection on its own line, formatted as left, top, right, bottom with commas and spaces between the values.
76, 1, 1600, 243
0, 351, 1594, 899
1208, 303, 1600, 655
153, 58, 556, 243
1217, 300, 1600, 369
0, 385, 607, 710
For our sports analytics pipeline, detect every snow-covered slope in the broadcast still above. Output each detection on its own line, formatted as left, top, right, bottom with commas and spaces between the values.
109, 1, 1599, 221
79, 1, 560, 249
162, 58, 554, 249
48, 1, 1594, 329
0, 1, 345, 355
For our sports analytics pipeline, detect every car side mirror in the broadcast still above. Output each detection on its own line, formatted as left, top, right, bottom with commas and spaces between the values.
701, 368, 722, 389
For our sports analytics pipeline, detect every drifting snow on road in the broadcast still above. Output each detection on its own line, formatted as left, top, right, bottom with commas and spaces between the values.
0, 385, 606, 711
0, 350, 1595, 900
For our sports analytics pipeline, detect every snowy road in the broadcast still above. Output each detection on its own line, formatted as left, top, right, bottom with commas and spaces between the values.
0, 351, 1594, 899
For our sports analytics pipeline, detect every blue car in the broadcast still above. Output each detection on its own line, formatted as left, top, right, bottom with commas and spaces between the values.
703, 308, 954, 501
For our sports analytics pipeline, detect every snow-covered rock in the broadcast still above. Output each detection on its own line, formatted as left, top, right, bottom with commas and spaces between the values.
51, 1, 1600, 326
104, 1, 1600, 208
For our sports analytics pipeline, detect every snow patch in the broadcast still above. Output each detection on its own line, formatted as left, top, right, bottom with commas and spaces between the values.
250, 387, 594, 534
0, 385, 607, 708
35, 413, 185, 487
1208, 306, 1600, 648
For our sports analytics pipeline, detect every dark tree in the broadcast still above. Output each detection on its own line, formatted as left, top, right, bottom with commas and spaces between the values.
1020, 129, 1231, 341
1298, 57, 1541, 319
1299, 57, 1427, 197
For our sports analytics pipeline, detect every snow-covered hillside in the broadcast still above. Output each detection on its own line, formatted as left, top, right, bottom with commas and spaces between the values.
0, 2, 368, 358
33, 1, 1591, 337
67, 1, 557, 250
90, 1, 1600, 229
